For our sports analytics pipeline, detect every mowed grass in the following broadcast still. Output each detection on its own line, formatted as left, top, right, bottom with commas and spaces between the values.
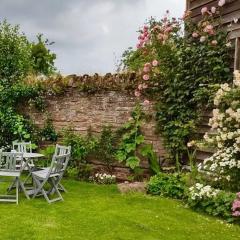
0, 180, 239, 240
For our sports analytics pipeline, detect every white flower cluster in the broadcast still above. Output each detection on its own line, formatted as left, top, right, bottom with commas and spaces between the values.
201, 71, 240, 183
189, 183, 220, 200
95, 173, 116, 184
213, 83, 231, 106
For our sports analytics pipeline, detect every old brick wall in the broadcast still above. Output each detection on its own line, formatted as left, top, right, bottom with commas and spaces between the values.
23, 85, 166, 180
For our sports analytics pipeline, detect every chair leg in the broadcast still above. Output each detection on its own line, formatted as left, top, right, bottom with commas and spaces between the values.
16, 178, 19, 205
19, 180, 30, 200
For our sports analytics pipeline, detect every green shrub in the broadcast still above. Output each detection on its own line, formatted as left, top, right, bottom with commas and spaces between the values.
147, 173, 186, 199
187, 183, 235, 221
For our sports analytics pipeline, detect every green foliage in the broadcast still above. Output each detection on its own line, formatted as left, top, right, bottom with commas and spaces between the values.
62, 128, 98, 180
0, 20, 32, 86
94, 126, 117, 173
31, 34, 56, 75
147, 173, 186, 199
40, 118, 58, 142
187, 189, 235, 221
0, 20, 57, 148
140, 144, 160, 174
116, 104, 159, 178
122, 13, 232, 168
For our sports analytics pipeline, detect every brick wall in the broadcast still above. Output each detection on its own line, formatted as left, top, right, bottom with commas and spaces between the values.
22, 85, 166, 180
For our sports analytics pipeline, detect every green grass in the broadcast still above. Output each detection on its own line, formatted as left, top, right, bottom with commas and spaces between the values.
0, 180, 239, 240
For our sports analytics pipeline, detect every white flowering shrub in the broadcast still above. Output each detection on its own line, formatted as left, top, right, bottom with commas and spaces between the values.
199, 71, 240, 190
187, 183, 235, 221
188, 183, 220, 201
93, 173, 116, 184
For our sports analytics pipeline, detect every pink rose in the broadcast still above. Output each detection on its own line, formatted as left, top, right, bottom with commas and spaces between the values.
164, 26, 173, 33
211, 6, 216, 14
200, 36, 206, 42
204, 25, 213, 33
143, 74, 150, 81
143, 25, 148, 31
218, 0, 225, 7
136, 43, 142, 49
211, 40, 218, 45
143, 66, 150, 73
144, 63, 151, 68
138, 84, 143, 90
134, 90, 141, 97
192, 32, 199, 38
152, 60, 159, 67
232, 211, 240, 217
201, 7, 208, 15
143, 99, 150, 106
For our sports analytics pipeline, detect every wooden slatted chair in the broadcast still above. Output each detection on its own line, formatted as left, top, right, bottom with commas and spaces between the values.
0, 152, 29, 204
12, 141, 35, 185
31, 153, 70, 203
42, 144, 71, 193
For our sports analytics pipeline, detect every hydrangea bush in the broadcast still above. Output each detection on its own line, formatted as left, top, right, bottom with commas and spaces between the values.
199, 71, 240, 190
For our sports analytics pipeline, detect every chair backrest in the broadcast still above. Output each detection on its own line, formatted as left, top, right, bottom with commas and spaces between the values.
54, 144, 71, 156
12, 141, 32, 153
48, 153, 70, 176
0, 152, 23, 171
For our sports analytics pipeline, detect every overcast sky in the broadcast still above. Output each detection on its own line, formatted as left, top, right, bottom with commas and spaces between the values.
0, 0, 185, 75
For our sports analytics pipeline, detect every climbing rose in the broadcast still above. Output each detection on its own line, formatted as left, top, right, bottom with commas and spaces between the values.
143, 74, 150, 81
144, 62, 151, 68
211, 40, 218, 45
143, 66, 150, 73
200, 36, 206, 42
143, 99, 150, 106
218, 0, 225, 7
134, 90, 141, 97
211, 6, 216, 14
201, 7, 208, 15
192, 32, 199, 38
152, 60, 159, 67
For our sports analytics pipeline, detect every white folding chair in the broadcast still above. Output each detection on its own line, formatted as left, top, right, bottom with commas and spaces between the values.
42, 144, 71, 193
0, 152, 29, 204
12, 141, 35, 186
32, 153, 70, 203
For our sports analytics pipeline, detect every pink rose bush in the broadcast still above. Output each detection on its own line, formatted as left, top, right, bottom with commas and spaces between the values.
232, 193, 240, 217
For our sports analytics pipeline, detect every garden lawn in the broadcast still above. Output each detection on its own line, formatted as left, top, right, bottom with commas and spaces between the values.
0, 180, 239, 240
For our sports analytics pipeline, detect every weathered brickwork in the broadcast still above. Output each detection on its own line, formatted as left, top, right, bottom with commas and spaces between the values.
23, 86, 166, 180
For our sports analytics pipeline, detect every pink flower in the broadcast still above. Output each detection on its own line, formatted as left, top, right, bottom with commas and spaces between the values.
164, 26, 173, 33
143, 66, 150, 73
232, 211, 240, 217
152, 60, 159, 67
134, 90, 141, 97
144, 63, 151, 68
192, 32, 199, 38
218, 0, 225, 7
143, 99, 150, 105
136, 43, 142, 49
232, 199, 240, 211
200, 36, 206, 42
143, 74, 150, 81
143, 25, 148, 31
204, 25, 214, 33
211, 40, 218, 45
211, 6, 217, 14
138, 84, 143, 90
201, 7, 208, 15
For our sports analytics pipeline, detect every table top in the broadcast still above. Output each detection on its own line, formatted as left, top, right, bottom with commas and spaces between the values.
23, 153, 44, 158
